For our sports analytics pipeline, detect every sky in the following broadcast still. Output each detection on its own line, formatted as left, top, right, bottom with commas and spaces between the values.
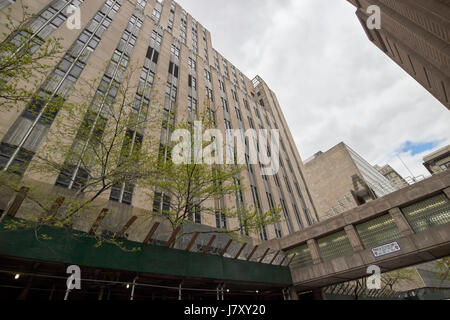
177, 0, 450, 181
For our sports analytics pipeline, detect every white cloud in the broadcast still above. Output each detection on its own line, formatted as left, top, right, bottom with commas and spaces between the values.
177, 0, 450, 180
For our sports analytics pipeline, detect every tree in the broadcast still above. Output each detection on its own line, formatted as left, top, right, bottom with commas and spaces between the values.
339, 267, 416, 300
381, 267, 417, 292
144, 108, 282, 242
434, 257, 450, 286
0, 2, 63, 111
0, 63, 162, 230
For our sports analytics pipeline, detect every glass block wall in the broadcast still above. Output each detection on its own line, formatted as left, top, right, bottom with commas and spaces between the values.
286, 243, 313, 269
356, 214, 402, 249
318, 230, 354, 262
346, 145, 397, 197
402, 194, 450, 233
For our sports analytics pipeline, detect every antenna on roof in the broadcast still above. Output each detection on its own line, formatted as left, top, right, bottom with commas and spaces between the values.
397, 154, 416, 183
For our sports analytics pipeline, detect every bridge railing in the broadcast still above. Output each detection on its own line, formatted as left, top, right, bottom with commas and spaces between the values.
284, 173, 450, 272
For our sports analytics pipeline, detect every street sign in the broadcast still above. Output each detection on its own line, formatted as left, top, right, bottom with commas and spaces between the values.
371, 241, 401, 258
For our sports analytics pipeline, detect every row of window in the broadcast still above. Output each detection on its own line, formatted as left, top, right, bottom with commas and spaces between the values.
0, 0, 122, 176
55, 11, 142, 191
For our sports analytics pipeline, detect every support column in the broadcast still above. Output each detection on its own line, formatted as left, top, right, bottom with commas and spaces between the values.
443, 187, 450, 200
4, 187, 29, 219
345, 225, 364, 251
312, 288, 326, 300
389, 207, 414, 236
288, 287, 299, 301
307, 239, 322, 265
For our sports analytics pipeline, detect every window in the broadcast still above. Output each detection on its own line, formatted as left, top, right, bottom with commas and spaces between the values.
250, 186, 268, 241
189, 203, 202, 224
136, 0, 147, 10
0, 143, 34, 176
281, 199, 294, 234
204, 69, 211, 82
235, 108, 242, 122
153, 192, 171, 213
216, 210, 227, 229
222, 60, 229, 77
171, 44, 180, 58
218, 79, 225, 92
206, 87, 213, 101
440, 162, 450, 171
188, 96, 197, 114
292, 203, 303, 230
243, 99, 250, 111
247, 117, 254, 129
146, 47, 159, 64
140, 67, 155, 84
267, 193, 282, 238
166, 83, 177, 101
221, 98, 229, 113
208, 109, 216, 126
55, 163, 89, 191
110, 183, 135, 205
284, 176, 292, 194
188, 75, 197, 90
231, 89, 238, 102
152, 6, 162, 22
188, 57, 196, 72
168, 61, 179, 78
151, 30, 163, 46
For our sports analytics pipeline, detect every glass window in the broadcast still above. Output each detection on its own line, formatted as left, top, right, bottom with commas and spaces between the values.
402, 194, 450, 233
318, 230, 354, 262
356, 214, 402, 249
286, 244, 313, 269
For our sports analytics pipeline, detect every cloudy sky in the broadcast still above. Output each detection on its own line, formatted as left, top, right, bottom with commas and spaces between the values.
178, 0, 450, 180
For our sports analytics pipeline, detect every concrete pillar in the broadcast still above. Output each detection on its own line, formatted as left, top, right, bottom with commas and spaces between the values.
307, 239, 322, 265
345, 225, 364, 251
312, 288, 326, 300
289, 287, 299, 301
443, 187, 450, 200
389, 207, 415, 236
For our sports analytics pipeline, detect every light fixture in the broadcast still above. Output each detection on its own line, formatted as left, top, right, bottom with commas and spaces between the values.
126, 284, 130, 289
226, 289, 230, 293
255, 290, 259, 294
14, 274, 20, 280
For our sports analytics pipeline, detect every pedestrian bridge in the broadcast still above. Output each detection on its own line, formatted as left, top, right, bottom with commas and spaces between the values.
261, 171, 450, 293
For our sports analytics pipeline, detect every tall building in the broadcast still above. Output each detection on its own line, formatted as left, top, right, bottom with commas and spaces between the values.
303, 142, 396, 221
375, 164, 409, 190
423, 145, 450, 174
346, 0, 450, 109
0, 0, 318, 243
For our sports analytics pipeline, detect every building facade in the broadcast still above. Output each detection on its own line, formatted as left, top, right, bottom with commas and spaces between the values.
303, 142, 396, 221
375, 164, 409, 190
346, 0, 450, 109
0, 0, 318, 243
423, 145, 450, 174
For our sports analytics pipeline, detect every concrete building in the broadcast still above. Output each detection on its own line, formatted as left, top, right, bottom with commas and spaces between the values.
423, 145, 450, 174
0, 0, 324, 300
346, 0, 450, 109
303, 142, 396, 221
0, 0, 318, 245
0, 0, 448, 301
375, 164, 409, 191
